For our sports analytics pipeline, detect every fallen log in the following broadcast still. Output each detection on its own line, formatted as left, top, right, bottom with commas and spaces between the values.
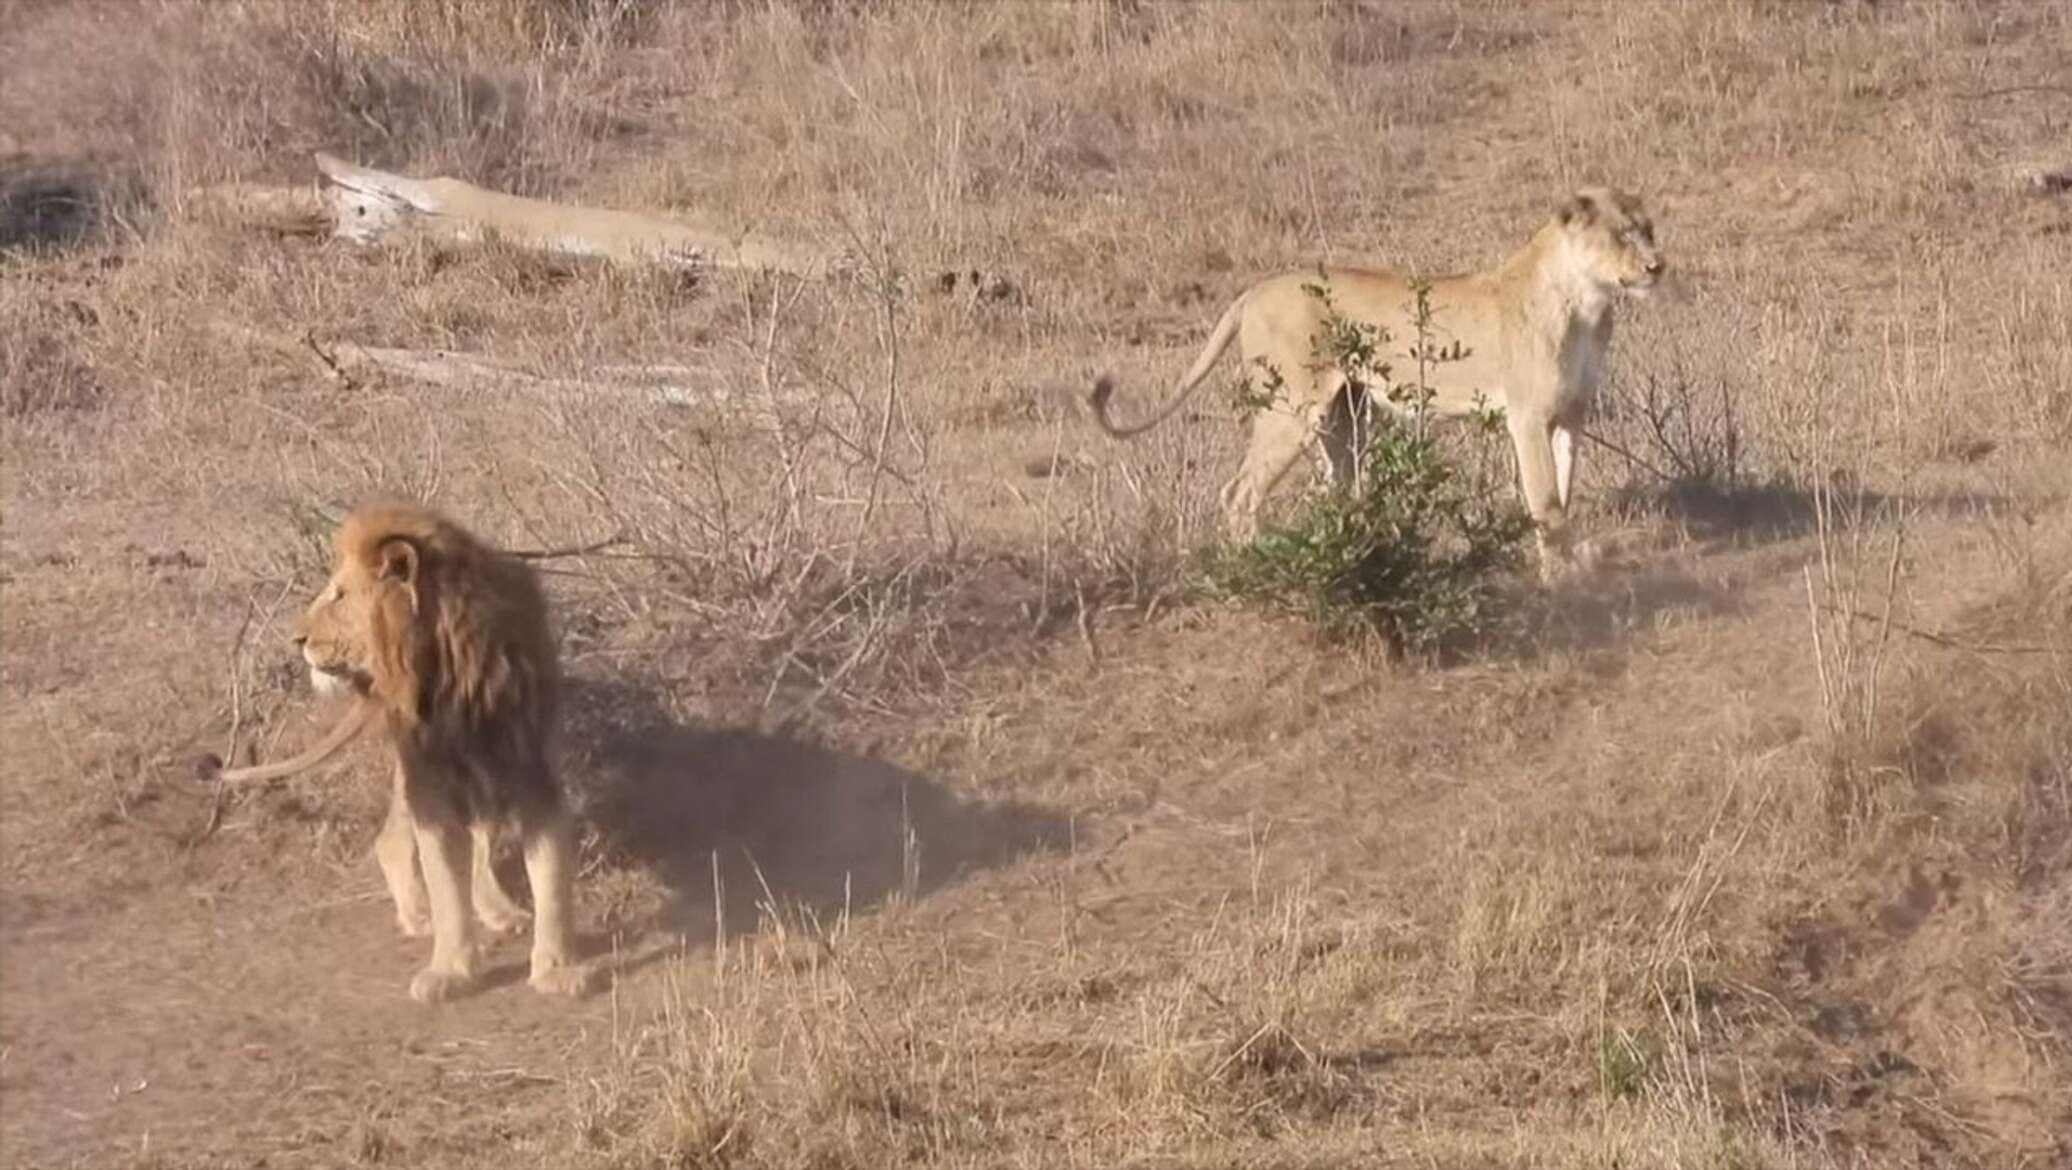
185, 153, 840, 277
313, 153, 839, 277
183, 154, 1048, 302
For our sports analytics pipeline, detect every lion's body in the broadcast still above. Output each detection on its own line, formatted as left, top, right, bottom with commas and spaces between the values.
1089, 188, 1665, 577
223, 500, 591, 1002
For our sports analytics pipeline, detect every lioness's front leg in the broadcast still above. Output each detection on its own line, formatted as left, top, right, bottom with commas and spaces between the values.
1551, 420, 1578, 511
1507, 409, 1575, 581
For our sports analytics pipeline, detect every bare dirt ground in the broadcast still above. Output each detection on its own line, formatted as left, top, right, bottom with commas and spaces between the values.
4, 2, 2071, 1167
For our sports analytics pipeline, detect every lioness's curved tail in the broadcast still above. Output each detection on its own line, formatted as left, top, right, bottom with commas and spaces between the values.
214, 699, 377, 785
1087, 291, 1249, 439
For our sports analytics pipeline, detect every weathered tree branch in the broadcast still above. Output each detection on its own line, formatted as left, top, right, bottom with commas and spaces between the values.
205, 319, 800, 418
187, 152, 842, 277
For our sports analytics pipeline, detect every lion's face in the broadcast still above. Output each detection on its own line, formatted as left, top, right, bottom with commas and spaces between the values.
1558, 187, 1665, 300
292, 537, 420, 700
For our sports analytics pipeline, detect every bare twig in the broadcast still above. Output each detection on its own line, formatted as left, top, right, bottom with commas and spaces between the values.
189, 609, 256, 846
1075, 577, 1102, 672
1821, 605, 2058, 656
1953, 85, 2072, 100
189, 581, 293, 846
505, 534, 629, 561
851, 249, 905, 574
1579, 426, 1673, 482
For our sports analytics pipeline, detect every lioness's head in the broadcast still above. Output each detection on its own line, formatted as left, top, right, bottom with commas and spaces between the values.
1554, 187, 1665, 299
292, 500, 439, 704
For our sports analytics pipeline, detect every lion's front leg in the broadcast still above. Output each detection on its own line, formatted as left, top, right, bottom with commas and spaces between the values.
407, 799, 481, 1004
519, 803, 595, 997
377, 781, 529, 938
373, 764, 431, 938
468, 823, 532, 935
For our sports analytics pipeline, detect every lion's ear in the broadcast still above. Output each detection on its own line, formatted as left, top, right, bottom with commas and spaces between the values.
376, 537, 420, 586
1557, 191, 1597, 227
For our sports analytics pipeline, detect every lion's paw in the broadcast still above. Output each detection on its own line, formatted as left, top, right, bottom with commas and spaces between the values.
395, 910, 433, 939
409, 965, 480, 1004
528, 961, 599, 998
475, 904, 532, 936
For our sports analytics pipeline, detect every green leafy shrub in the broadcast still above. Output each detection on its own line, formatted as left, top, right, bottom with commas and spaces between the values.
1211, 278, 1532, 653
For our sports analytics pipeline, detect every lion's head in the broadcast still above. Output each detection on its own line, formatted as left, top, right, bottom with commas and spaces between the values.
292, 499, 555, 734
1553, 187, 1665, 300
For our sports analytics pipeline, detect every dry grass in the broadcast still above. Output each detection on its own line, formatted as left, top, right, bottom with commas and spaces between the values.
4, 1, 2071, 1167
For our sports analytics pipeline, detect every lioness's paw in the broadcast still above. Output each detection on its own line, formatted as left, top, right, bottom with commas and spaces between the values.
1572, 537, 1610, 574
395, 910, 433, 938
528, 961, 599, 998
409, 966, 480, 1004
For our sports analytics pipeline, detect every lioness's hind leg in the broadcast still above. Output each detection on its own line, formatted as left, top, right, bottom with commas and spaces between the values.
468, 823, 532, 935
373, 766, 431, 938
1224, 402, 1326, 540
520, 803, 594, 997
408, 810, 481, 1003
1314, 384, 1369, 496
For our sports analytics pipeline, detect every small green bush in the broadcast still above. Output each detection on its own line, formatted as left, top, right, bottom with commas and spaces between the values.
1211, 278, 1532, 652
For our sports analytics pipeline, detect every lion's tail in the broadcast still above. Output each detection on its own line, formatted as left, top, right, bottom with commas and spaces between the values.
213, 699, 377, 786
1087, 291, 1248, 439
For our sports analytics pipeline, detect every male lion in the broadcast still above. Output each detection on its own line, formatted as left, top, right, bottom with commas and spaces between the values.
1088, 187, 1666, 578
215, 499, 593, 1003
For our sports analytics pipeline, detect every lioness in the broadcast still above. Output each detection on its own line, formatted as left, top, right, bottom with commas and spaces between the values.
1089, 187, 1665, 577
215, 500, 593, 1003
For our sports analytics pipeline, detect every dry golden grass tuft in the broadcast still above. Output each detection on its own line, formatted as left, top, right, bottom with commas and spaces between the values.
3, 1, 2071, 1167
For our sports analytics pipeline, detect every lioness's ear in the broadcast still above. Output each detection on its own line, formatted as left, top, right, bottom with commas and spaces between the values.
1557, 191, 1597, 226
375, 537, 420, 586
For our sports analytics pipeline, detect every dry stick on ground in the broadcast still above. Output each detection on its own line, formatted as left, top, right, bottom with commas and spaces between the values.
1953, 84, 2072, 100
206, 318, 788, 415
1821, 605, 2060, 656
309, 340, 753, 410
